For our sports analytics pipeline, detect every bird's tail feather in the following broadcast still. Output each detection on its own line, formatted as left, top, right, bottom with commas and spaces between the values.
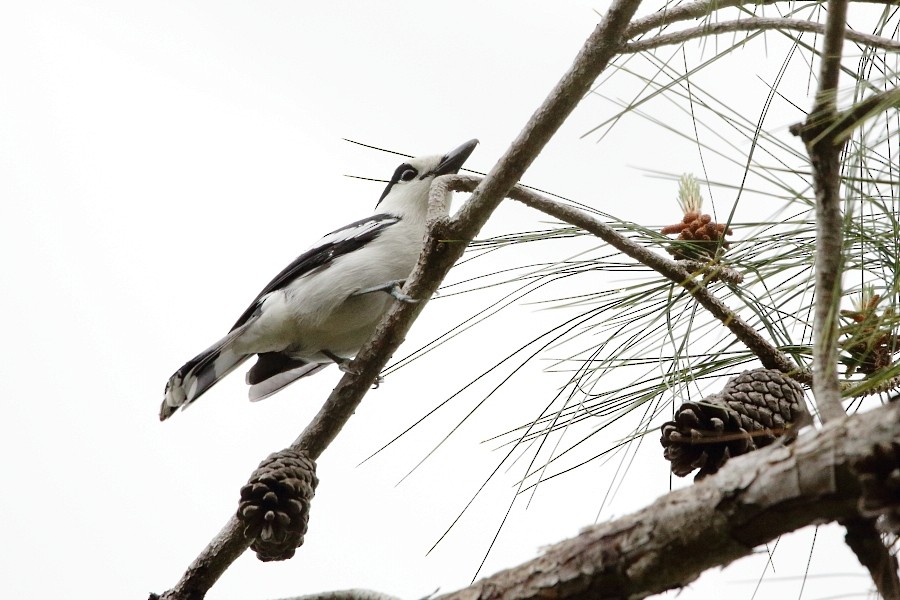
247, 353, 330, 402
160, 335, 250, 420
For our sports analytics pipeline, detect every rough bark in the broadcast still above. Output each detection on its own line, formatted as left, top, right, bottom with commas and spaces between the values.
434, 402, 900, 600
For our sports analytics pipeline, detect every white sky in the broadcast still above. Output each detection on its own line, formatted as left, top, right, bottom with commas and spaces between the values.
1, 2, 880, 599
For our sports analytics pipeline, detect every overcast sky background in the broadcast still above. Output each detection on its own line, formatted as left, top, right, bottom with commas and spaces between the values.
1, 2, 883, 599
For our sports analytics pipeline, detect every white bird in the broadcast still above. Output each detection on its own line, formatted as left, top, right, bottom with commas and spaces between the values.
160, 139, 478, 420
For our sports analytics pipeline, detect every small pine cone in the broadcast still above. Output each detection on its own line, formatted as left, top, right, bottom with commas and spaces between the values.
237, 448, 318, 562
852, 340, 894, 375
661, 369, 808, 480
852, 442, 900, 529
662, 212, 733, 260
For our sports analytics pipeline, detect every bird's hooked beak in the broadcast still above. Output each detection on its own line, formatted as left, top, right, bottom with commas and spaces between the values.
431, 139, 479, 177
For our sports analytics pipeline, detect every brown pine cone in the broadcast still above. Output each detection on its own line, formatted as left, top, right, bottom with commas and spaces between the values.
660, 397, 753, 479
719, 368, 809, 442
237, 448, 318, 561
661, 369, 808, 480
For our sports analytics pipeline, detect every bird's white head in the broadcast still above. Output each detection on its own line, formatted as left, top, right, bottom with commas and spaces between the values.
375, 139, 479, 220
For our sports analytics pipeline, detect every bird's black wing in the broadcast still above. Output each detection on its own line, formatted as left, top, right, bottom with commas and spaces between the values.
230, 213, 400, 331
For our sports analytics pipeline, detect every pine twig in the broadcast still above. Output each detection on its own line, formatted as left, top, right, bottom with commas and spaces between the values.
439, 174, 806, 382
621, 17, 900, 54
624, 0, 900, 40
831, 86, 900, 143
799, 0, 850, 424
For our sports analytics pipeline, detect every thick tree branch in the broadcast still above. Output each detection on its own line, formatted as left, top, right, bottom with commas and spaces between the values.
153, 2, 644, 598
621, 17, 900, 54
430, 402, 900, 600
431, 402, 900, 600
297, 402, 900, 600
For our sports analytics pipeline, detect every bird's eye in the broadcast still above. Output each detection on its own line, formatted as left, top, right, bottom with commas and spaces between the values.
400, 168, 418, 182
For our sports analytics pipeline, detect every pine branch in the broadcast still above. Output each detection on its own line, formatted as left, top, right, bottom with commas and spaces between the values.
808, 0, 850, 425
621, 17, 900, 54
152, 3, 900, 598
831, 86, 900, 143
438, 174, 806, 382
448, 0, 643, 236
625, 0, 899, 40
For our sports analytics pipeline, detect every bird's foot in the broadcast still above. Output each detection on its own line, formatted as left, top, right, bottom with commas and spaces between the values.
321, 350, 384, 387
353, 279, 418, 303
322, 350, 355, 373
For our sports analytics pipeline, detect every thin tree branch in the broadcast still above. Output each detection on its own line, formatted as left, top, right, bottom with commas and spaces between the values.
795, 1, 900, 597
625, 0, 898, 40
153, 2, 645, 598
810, 0, 850, 423
621, 17, 900, 54
832, 86, 900, 142
626, 0, 779, 38
439, 175, 807, 382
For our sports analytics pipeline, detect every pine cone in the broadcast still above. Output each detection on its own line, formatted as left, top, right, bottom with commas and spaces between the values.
660, 397, 753, 479
661, 369, 808, 480
839, 292, 900, 376
719, 368, 809, 442
662, 211, 733, 260
237, 448, 318, 561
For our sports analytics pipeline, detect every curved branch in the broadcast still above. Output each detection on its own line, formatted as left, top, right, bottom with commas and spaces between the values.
442, 175, 806, 382
625, 0, 898, 40
622, 17, 900, 54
